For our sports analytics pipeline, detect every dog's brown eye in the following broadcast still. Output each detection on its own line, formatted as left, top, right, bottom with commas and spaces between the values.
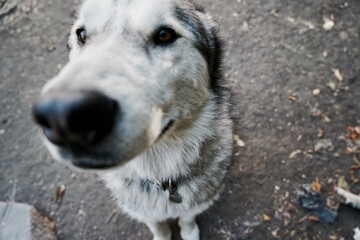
154, 28, 178, 45
76, 27, 87, 45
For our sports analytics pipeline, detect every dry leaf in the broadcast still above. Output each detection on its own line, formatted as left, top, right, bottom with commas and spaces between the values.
355, 126, 360, 134
234, 135, 245, 147
327, 81, 336, 91
337, 176, 349, 191
289, 149, 302, 159
329, 235, 338, 240
347, 147, 354, 154
271, 229, 280, 238
55, 185, 66, 203
45, 44, 56, 52
312, 89, 321, 96
263, 214, 271, 222
353, 155, 360, 165
311, 180, 321, 192
297, 134, 303, 141
323, 51, 328, 58
308, 215, 320, 222
241, 21, 249, 31
317, 128, 325, 138
346, 126, 360, 141
323, 19, 334, 31
286, 17, 295, 23
349, 170, 359, 184
287, 94, 297, 102
314, 139, 333, 152
332, 68, 344, 81
322, 115, 331, 123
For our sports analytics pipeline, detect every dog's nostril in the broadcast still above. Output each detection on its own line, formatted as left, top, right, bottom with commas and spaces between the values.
43, 127, 66, 146
35, 114, 50, 129
32, 90, 119, 147
32, 104, 52, 129
32, 98, 67, 146
66, 91, 118, 145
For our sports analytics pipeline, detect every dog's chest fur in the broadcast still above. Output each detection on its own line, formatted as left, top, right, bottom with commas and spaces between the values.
102, 95, 233, 221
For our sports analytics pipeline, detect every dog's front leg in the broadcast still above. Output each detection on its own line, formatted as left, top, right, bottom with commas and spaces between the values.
145, 221, 171, 240
179, 215, 200, 240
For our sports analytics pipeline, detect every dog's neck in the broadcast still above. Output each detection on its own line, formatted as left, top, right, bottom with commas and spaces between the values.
113, 95, 218, 181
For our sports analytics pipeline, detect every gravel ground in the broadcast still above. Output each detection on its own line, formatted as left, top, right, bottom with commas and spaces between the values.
0, 0, 359, 239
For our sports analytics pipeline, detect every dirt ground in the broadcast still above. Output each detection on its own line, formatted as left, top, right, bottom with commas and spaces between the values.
0, 0, 359, 239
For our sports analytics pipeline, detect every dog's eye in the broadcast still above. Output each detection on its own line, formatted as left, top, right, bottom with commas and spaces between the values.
76, 27, 87, 45
154, 28, 178, 45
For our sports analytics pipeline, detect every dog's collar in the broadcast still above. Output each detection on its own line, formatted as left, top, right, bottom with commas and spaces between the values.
144, 178, 183, 204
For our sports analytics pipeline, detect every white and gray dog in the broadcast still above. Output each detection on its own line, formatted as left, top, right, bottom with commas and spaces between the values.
32, 0, 233, 239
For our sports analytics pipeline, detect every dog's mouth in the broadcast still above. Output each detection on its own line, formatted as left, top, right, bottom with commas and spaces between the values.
160, 119, 175, 136
72, 160, 119, 170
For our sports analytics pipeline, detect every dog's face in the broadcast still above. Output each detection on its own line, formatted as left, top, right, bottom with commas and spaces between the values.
33, 0, 220, 169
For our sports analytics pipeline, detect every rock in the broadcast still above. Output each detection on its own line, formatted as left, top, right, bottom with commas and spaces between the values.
314, 139, 333, 152
0, 202, 57, 240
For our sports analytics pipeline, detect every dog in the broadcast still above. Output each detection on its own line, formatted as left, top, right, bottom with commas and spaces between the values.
32, 0, 233, 239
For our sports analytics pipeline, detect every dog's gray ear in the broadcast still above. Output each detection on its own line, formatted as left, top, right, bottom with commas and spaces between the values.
204, 13, 220, 32
196, 11, 220, 34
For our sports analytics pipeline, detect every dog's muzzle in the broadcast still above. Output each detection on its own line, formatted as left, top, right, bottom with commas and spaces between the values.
32, 90, 119, 166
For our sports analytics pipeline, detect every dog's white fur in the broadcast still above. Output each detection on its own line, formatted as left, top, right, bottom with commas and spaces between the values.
38, 0, 233, 239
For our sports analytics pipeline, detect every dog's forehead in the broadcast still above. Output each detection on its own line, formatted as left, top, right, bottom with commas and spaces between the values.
79, 0, 115, 30
79, 0, 188, 33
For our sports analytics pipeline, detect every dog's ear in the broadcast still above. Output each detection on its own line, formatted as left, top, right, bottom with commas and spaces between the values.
191, 3, 218, 33
195, 10, 222, 51
201, 13, 220, 33
191, 9, 223, 93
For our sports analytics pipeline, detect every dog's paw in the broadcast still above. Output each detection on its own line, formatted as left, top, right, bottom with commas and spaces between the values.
153, 235, 171, 240
180, 223, 200, 240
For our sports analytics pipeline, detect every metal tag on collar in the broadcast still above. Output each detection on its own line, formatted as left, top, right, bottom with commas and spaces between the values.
168, 179, 182, 204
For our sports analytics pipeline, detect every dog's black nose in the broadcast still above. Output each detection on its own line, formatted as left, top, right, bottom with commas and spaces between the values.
32, 90, 118, 147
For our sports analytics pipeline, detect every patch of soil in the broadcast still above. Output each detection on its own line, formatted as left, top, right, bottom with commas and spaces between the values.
0, 0, 359, 239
